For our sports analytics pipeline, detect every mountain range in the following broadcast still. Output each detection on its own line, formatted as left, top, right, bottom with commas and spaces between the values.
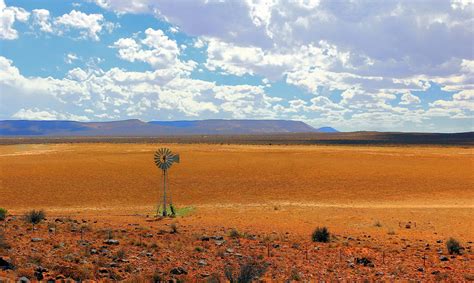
0, 119, 338, 136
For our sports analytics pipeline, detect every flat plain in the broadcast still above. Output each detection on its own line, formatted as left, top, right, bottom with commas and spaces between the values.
0, 142, 473, 281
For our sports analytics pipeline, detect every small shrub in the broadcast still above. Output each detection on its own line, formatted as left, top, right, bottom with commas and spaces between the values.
312, 227, 330, 243
446, 238, 462, 255
152, 269, 165, 283
0, 208, 7, 221
25, 210, 45, 225
170, 223, 178, 234
225, 259, 268, 283
194, 246, 204, 252
374, 221, 382, 227
0, 233, 10, 249
229, 228, 241, 238
288, 268, 302, 281
114, 249, 126, 260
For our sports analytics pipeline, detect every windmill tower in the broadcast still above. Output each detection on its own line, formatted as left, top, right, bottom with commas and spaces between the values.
154, 148, 180, 216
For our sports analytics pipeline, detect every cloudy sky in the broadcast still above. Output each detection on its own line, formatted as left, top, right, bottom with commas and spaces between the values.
0, 0, 472, 132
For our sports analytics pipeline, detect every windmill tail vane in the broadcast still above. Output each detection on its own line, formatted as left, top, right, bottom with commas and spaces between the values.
153, 148, 179, 217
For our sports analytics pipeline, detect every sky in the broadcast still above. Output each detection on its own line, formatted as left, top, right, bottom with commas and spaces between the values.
0, 0, 472, 132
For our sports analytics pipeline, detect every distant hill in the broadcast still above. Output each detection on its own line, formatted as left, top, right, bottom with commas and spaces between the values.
0, 119, 335, 136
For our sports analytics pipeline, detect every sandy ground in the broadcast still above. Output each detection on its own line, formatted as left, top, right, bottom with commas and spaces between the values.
1, 143, 473, 237
0, 143, 473, 281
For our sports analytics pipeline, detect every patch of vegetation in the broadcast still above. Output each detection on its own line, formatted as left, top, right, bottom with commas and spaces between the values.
194, 246, 204, 252
0, 208, 7, 221
151, 269, 165, 283
446, 237, 462, 255
312, 227, 330, 243
174, 206, 195, 217
229, 228, 241, 238
225, 259, 268, 283
170, 223, 178, 234
25, 210, 45, 225
288, 268, 302, 281
114, 249, 127, 260
374, 221, 382, 227
0, 233, 10, 249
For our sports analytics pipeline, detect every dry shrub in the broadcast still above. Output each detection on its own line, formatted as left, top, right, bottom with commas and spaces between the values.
446, 238, 462, 254
25, 210, 45, 224
312, 227, 330, 243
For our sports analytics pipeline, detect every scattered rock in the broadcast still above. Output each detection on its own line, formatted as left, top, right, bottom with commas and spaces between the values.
436, 240, 443, 243
200, 236, 210, 241
90, 248, 98, 254
103, 239, 119, 245
0, 257, 14, 270
31, 238, 43, 242
198, 260, 207, 266
34, 266, 48, 280
439, 255, 449, 261
431, 270, 441, 275
375, 271, 384, 276
170, 267, 187, 275
405, 224, 411, 229
356, 257, 374, 267
417, 267, 425, 272
18, 276, 30, 283
226, 248, 234, 253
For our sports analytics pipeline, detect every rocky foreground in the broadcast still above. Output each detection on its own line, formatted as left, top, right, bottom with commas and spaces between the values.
0, 215, 473, 282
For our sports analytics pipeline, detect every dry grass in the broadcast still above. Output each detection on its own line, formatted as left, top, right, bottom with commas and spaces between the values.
0, 143, 473, 241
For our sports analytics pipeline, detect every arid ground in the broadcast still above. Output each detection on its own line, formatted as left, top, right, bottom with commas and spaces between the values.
1, 143, 473, 281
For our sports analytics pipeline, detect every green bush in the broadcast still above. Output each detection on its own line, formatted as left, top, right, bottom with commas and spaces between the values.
446, 238, 462, 255
312, 227, 330, 243
25, 210, 45, 224
0, 208, 7, 221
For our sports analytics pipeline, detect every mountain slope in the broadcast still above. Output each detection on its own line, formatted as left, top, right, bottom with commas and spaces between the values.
0, 119, 329, 136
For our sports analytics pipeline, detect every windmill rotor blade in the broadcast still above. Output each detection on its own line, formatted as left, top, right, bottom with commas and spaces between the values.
172, 154, 180, 163
154, 148, 179, 170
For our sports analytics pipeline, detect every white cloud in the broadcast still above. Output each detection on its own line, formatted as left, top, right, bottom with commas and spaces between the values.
54, 10, 116, 41
0, 0, 29, 40
31, 9, 52, 33
95, 0, 474, 102
0, 56, 280, 121
399, 92, 421, 105
65, 53, 79, 64
112, 28, 197, 73
12, 108, 89, 121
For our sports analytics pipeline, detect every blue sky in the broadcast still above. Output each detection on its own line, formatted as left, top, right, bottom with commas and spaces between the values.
0, 0, 472, 132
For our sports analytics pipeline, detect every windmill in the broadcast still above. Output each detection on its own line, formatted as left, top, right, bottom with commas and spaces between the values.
154, 148, 180, 216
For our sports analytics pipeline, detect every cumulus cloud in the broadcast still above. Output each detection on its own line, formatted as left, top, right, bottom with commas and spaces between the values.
31, 9, 52, 33
12, 108, 89, 121
0, 56, 280, 121
54, 10, 117, 41
112, 28, 197, 73
399, 92, 421, 105
0, 0, 29, 40
95, 0, 473, 97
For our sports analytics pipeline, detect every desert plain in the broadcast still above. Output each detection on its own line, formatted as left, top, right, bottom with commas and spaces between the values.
0, 142, 473, 281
